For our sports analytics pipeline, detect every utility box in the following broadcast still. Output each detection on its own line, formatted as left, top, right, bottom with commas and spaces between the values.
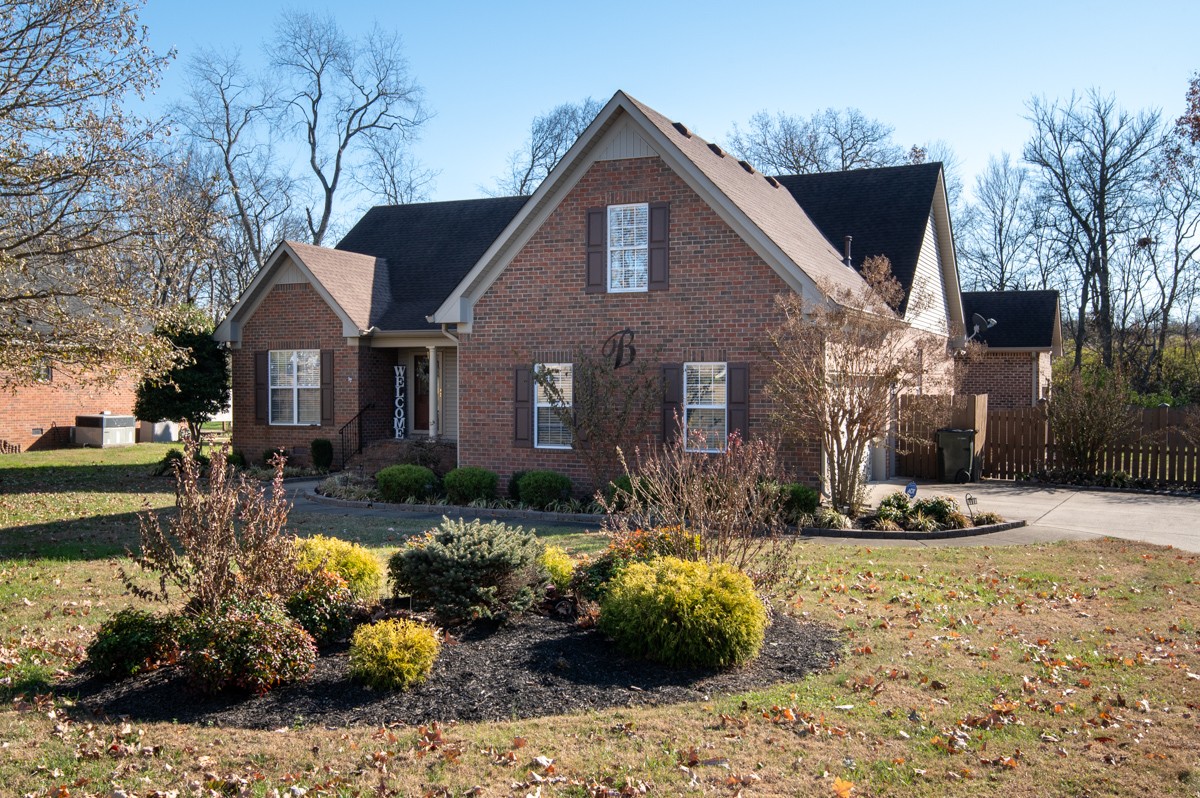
936, 428, 976, 483
74, 414, 137, 448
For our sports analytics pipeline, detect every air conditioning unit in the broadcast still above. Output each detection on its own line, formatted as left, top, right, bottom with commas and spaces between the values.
74, 414, 137, 448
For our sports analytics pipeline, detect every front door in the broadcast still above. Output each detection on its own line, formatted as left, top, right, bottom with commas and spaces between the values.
414, 354, 430, 432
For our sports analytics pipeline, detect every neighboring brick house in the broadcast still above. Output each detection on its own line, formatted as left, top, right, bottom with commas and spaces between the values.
216, 91, 971, 487
0, 366, 138, 452
959, 290, 1062, 408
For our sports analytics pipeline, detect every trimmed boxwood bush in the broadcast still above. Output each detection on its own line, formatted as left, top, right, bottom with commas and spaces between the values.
295, 534, 383, 601
507, 470, 527, 501
178, 598, 317, 695
780, 483, 819, 520
310, 438, 334, 470
517, 470, 572, 509
349, 618, 440, 690
388, 517, 546, 623
377, 464, 438, 502
443, 466, 498, 505
285, 569, 358, 645
86, 609, 179, 679
599, 557, 766, 668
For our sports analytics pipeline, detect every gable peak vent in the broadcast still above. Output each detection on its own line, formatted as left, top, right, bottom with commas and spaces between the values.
672, 121, 692, 138
707, 142, 726, 158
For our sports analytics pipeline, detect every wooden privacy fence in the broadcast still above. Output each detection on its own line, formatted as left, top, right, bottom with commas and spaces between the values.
896, 394, 988, 480
897, 397, 1200, 484
983, 405, 1200, 484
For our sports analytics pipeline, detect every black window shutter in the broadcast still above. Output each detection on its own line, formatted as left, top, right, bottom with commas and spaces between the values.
727, 362, 749, 442
648, 202, 669, 291
662, 363, 683, 443
513, 366, 532, 447
320, 349, 334, 426
585, 207, 606, 293
254, 351, 268, 423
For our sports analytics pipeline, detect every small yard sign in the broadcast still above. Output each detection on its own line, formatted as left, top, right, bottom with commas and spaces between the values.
905, 480, 918, 499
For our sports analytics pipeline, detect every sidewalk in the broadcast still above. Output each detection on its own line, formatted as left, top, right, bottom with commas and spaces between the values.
285, 479, 1200, 552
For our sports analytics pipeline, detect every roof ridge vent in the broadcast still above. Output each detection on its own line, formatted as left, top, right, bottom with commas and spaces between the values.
672, 121, 692, 138
764, 175, 780, 188
707, 142, 725, 158
738, 159, 756, 174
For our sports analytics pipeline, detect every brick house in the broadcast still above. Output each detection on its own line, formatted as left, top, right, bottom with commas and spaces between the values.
959, 290, 1062, 409
215, 91, 970, 488
0, 365, 138, 453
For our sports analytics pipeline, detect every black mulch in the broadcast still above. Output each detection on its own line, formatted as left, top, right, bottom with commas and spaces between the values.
61, 613, 840, 730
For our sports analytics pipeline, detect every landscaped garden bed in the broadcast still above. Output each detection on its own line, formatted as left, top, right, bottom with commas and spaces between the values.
64, 610, 837, 728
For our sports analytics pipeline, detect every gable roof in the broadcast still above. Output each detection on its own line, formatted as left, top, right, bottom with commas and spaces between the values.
431, 91, 871, 326
624, 96, 867, 299
285, 241, 388, 332
336, 196, 529, 331
961, 290, 1062, 352
214, 240, 387, 342
774, 163, 943, 315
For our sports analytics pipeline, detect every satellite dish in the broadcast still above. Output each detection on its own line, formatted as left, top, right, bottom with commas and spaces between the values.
967, 313, 998, 343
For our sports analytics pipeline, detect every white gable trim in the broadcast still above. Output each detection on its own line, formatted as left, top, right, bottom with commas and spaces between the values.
930, 170, 966, 341
429, 91, 823, 328
213, 242, 362, 346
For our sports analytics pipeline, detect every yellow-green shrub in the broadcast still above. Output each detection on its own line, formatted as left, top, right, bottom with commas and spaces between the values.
540, 545, 575, 594
599, 557, 766, 668
348, 618, 440, 690
295, 535, 383, 601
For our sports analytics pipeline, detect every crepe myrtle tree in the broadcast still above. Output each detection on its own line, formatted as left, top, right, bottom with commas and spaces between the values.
767, 256, 949, 515
530, 339, 662, 491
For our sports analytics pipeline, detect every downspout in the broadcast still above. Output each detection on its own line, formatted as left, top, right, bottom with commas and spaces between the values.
440, 324, 460, 460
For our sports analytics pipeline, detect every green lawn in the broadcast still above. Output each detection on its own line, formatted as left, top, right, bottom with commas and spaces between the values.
1, 445, 1198, 797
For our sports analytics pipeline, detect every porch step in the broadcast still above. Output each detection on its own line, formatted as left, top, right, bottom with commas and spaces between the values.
345, 437, 458, 477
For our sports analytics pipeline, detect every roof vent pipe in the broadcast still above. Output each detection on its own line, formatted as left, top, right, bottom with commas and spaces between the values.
843, 235, 853, 267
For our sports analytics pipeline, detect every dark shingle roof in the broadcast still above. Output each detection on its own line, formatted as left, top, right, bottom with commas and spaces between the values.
773, 163, 943, 314
961, 290, 1060, 349
336, 196, 529, 331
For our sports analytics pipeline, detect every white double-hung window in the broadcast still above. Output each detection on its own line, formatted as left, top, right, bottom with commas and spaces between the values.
534, 363, 573, 449
684, 362, 727, 452
608, 203, 649, 292
269, 349, 321, 425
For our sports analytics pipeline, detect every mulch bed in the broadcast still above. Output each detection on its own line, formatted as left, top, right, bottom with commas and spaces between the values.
61, 613, 839, 730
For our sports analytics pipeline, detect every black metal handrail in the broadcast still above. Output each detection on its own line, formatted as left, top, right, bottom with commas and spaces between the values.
338, 403, 374, 469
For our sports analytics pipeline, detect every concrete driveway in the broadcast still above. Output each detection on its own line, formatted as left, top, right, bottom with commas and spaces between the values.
864, 479, 1200, 552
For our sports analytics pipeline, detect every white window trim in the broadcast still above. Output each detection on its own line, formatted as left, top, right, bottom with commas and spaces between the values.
534, 362, 573, 450
269, 349, 321, 426
607, 202, 649, 293
683, 361, 727, 454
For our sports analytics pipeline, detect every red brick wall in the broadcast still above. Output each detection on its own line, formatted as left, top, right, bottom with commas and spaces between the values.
960, 351, 1038, 409
457, 156, 823, 494
231, 281, 368, 465
0, 369, 137, 452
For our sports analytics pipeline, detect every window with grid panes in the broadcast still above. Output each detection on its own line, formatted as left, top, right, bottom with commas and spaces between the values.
607, 203, 649, 292
269, 349, 321, 425
684, 362, 727, 452
534, 363, 573, 449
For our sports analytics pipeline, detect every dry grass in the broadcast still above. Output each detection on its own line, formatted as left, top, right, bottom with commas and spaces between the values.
1, 447, 1198, 796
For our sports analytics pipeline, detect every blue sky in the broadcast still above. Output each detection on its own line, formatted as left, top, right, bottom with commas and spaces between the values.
140, 0, 1198, 207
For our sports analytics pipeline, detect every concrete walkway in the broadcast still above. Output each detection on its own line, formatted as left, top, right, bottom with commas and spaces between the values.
286, 479, 1200, 552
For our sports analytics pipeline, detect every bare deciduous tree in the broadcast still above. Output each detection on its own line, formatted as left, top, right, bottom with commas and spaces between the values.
767, 256, 949, 514
0, 0, 178, 385
270, 11, 429, 244
727, 108, 907, 175
1024, 91, 1161, 368
959, 153, 1038, 290
492, 97, 602, 196
356, 127, 438, 205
